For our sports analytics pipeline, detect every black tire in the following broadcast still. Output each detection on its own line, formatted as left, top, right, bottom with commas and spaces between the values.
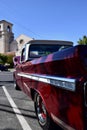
34, 93, 57, 130
14, 80, 21, 91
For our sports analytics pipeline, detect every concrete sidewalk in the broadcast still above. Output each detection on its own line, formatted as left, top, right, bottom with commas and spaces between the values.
0, 71, 13, 81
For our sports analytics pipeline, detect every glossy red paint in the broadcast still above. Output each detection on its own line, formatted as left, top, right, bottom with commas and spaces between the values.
14, 45, 87, 130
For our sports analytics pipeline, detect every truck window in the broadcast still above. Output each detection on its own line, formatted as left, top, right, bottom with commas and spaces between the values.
29, 44, 72, 58
21, 48, 25, 62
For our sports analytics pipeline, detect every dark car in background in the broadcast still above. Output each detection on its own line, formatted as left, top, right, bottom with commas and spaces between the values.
0, 64, 8, 71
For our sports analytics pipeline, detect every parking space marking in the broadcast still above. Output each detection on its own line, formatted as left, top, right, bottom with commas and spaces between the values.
2, 86, 32, 130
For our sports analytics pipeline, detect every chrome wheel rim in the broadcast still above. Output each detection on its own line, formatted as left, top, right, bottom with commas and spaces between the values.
36, 95, 47, 126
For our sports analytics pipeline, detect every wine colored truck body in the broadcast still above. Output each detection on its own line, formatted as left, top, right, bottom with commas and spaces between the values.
14, 40, 87, 130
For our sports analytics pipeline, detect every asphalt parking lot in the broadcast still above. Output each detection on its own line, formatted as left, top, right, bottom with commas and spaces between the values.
0, 71, 42, 130
0, 81, 42, 130
0, 71, 13, 82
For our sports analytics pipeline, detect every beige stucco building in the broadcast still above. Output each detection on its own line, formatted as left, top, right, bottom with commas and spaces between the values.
14, 34, 33, 56
0, 20, 14, 53
0, 20, 33, 56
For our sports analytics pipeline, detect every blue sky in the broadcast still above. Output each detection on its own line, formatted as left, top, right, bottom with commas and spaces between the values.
0, 0, 87, 45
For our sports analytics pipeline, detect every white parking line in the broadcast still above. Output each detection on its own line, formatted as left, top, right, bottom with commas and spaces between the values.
2, 86, 32, 130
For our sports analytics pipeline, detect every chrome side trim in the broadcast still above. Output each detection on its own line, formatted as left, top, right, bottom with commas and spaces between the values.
51, 113, 75, 130
18, 73, 76, 91
84, 82, 87, 107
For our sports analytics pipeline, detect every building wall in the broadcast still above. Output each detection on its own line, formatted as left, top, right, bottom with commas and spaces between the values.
10, 40, 18, 52
0, 37, 5, 53
15, 34, 33, 56
0, 20, 14, 53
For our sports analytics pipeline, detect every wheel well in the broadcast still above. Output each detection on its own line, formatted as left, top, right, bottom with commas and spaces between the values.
31, 89, 37, 101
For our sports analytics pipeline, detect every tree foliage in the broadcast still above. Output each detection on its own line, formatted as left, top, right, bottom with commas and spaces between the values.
0, 54, 8, 64
0, 53, 14, 68
7, 54, 14, 68
78, 35, 87, 45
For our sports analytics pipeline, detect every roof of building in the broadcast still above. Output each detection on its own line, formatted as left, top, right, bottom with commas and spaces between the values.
0, 20, 13, 26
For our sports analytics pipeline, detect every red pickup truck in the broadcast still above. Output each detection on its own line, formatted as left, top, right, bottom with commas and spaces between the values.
14, 39, 87, 130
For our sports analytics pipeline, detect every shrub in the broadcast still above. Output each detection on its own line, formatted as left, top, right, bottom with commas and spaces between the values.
0, 53, 15, 68
7, 54, 14, 68
0, 54, 8, 64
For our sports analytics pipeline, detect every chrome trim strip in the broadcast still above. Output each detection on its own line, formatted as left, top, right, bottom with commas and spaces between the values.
84, 82, 87, 107
18, 73, 76, 91
51, 113, 75, 130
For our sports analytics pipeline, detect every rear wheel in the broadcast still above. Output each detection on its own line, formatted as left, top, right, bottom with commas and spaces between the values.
34, 93, 57, 130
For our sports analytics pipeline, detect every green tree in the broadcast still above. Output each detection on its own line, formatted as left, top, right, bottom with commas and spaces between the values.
0, 54, 8, 64
7, 54, 14, 68
0, 53, 14, 68
78, 35, 87, 45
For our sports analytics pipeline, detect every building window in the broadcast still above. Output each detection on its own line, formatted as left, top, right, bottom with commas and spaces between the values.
7, 25, 11, 32
20, 39, 24, 44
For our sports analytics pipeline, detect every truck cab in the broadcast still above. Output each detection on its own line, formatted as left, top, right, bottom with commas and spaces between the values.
20, 39, 73, 63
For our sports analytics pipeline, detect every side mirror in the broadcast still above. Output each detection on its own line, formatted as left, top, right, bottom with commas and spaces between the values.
13, 56, 20, 67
